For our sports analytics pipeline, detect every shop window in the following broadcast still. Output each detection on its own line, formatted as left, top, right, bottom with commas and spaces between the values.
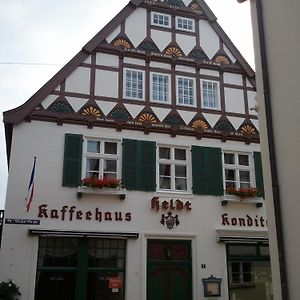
227, 244, 273, 300
158, 145, 189, 192
201, 80, 220, 110
35, 237, 126, 300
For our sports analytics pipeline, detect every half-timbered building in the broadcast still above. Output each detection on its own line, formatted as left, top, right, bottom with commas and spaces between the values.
0, 0, 273, 299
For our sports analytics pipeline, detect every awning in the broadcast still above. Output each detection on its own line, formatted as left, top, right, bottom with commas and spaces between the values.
216, 229, 268, 243
29, 228, 139, 239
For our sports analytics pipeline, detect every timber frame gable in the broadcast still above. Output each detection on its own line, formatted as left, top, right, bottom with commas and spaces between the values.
3, 0, 258, 163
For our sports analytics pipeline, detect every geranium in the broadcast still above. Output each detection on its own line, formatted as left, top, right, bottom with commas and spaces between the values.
81, 177, 121, 189
0, 280, 21, 300
225, 187, 257, 198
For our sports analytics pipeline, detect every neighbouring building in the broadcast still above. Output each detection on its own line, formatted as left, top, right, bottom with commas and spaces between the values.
0, 0, 273, 299
238, 0, 300, 299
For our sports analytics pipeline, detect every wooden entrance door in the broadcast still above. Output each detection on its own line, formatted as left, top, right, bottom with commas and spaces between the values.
147, 240, 192, 300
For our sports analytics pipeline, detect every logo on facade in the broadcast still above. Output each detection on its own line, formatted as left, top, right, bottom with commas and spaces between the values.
160, 212, 180, 229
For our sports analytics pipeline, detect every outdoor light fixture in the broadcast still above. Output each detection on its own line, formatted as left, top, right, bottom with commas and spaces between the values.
202, 275, 222, 297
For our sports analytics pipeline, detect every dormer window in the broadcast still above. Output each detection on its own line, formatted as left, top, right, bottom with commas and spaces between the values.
151, 12, 171, 28
176, 17, 195, 32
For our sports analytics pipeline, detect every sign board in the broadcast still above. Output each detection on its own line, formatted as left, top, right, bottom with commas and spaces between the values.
109, 276, 122, 289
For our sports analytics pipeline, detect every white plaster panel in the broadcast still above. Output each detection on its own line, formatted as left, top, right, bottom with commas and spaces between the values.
175, 65, 195, 74
96, 53, 119, 67
199, 20, 219, 59
246, 78, 254, 88
66, 97, 89, 112
124, 104, 144, 118
178, 110, 196, 125
247, 91, 258, 116
227, 117, 245, 130
125, 8, 147, 47
150, 61, 171, 70
224, 44, 237, 63
41, 95, 58, 109
182, 0, 192, 5
65, 67, 90, 95
225, 88, 245, 114
200, 69, 219, 77
54, 85, 60, 92
151, 107, 171, 122
151, 29, 172, 51
106, 25, 121, 43
176, 34, 196, 56
95, 100, 116, 116
95, 69, 119, 98
83, 56, 91, 64
224, 73, 243, 86
123, 57, 145, 66
202, 113, 221, 128
252, 119, 259, 131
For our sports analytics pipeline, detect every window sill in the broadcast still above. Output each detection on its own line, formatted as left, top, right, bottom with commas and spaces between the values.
221, 195, 264, 208
77, 186, 126, 200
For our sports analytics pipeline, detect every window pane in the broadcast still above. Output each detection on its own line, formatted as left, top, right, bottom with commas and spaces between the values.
159, 147, 170, 159
175, 165, 186, 177
225, 169, 235, 181
87, 141, 100, 153
159, 177, 171, 189
104, 142, 117, 154
239, 170, 250, 182
104, 160, 117, 172
175, 148, 186, 160
228, 245, 257, 256
175, 178, 187, 190
159, 164, 171, 176
239, 154, 249, 166
224, 153, 234, 164
87, 159, 99, 172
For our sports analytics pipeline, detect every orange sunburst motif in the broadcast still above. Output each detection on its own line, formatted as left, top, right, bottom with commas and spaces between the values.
215, 55, 230, 64
165, 47, 183, 57
241, 125, 256, 135
192, 119, 208, 129
113, 39, 131, 49
82, 106, 101, 117
138, 113, 157, 123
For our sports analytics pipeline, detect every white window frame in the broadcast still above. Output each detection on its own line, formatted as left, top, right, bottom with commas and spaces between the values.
222, 151, 255, 191
82, 138, 121, 180
157, 145, 191, 193
123, 68, 145, 101
175, 16, 195, 32
151, 12, 171, 28
150, 72, 171, 104
176, 76, 196, 107
201, 79, 221, 110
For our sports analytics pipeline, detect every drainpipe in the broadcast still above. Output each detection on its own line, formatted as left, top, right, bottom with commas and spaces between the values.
238, 0, 289, 299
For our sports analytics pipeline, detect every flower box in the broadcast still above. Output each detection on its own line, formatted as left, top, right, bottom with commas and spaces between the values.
77, 178, 126, 200
222, 187, 263, 207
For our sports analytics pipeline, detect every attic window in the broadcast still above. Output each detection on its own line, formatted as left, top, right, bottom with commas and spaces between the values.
151, 12, 171, 28
176, 17, 195, 32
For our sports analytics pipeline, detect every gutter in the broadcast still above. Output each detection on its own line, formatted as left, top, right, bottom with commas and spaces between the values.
246, 0, 289, 298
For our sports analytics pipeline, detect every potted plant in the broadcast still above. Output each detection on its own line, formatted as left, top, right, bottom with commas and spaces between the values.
81, 177, 122, 189
225, 187, 257, 199
0, 280, 21, 300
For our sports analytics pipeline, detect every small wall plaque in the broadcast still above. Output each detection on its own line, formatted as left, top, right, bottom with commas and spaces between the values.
202, 275, 222, 297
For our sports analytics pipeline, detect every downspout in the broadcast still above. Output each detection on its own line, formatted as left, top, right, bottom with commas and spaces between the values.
254, 0, 289, 299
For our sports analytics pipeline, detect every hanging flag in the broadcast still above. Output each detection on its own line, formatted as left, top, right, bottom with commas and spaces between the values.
25, 157, 36, 212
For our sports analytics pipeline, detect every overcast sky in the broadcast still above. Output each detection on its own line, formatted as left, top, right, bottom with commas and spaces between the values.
0, 0, 254, 209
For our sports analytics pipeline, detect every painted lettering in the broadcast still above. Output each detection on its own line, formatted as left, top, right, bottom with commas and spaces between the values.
221, 213, 267, 228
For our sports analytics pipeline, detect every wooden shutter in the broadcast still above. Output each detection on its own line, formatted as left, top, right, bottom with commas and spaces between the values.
122, 139, 156, 191
254, 152, 265, 198
62, 134, 83, 187
192, 146, 223, 195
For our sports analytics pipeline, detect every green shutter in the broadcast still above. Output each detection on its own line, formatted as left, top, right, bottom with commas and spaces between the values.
62, 134, 83, 187
139, 141, 156, 191
122, 139, 156, 191
122, 139, 139, 190
254, 152, 265, 198
192, 146, 223, 195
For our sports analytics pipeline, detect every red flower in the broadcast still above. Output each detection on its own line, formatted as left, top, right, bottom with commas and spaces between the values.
81, 177, 121, 188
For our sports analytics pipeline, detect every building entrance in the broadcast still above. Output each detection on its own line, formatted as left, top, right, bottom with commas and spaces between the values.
35, 237, 126, 300
147, 240, 192, 300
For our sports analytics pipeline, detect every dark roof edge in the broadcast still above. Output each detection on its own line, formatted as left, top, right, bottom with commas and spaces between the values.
3, 1, 138, 125
197, 0, 217, 21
